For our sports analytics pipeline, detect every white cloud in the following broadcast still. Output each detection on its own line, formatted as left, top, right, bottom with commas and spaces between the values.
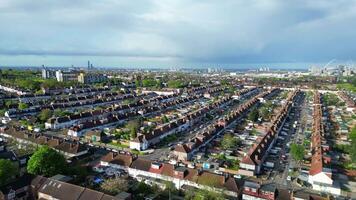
0, 0, 355, 66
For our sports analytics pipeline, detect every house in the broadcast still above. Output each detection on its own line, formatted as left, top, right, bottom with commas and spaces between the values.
337, 91, 355, 112
45, 116, 74, 130
240, 90, 298, 176
17, 154, 31, 176
242, 181, 276, 200
0, 84, 28, 95
133, 96, 233, 152
130, 110, 196, 150
67, 112, 132, 137
99, 152, 240, 198
0, 174, 34, 200
307, 91, 340, 196
174, 88, 280, 161
32, 176, 126, 200
0, 129, 88, 159
0, 150, 18, 167
100, 152, 134, 170
232, 87, 258, 100
129, 135, 148, 150
174, 144, 194, 161
55, 142, 88, 158
291, 190, 329, 200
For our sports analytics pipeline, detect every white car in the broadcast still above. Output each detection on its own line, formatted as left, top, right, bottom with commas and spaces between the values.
214, 170, 223, 175
233, 174, 242, 179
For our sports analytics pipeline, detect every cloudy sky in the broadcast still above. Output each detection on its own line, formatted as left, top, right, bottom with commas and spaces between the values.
0, 0, 356, 68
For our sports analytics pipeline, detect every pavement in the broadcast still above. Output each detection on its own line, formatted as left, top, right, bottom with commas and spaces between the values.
271, 93, 306, 187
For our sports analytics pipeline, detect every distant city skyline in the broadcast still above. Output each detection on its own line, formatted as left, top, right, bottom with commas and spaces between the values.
1, 59, 355, 71
1, 1, 356, 68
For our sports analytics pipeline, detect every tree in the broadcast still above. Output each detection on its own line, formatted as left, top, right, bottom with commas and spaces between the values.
27, 146, 67, 177
248, 108, 259, 122
5, 100, 14, 108
136, 181, 154, 196
185, 188, 225, 200
220, 79, 229, 86
127, 119, 142, 139
0, 159, 18, 186
18, 102, 29, 110
350, 126, 356, 163
167, 80, 185, 88
135, 79, 141, 87
161, 180, 178, 198
142, 79, 158, 88
0, 109, 5, 117
41, 79, 58, 89
221, 134, 238, 149
100, 177, 128, 195
184, 188, 195, 200
53, 109, 70, 117
38, 109, 53, 122
259, 107, 270, 120
290, 144, 305, 162
161, 115, 169, 124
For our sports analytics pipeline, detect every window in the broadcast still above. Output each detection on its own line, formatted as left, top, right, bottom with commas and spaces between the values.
8, 191, 15, 199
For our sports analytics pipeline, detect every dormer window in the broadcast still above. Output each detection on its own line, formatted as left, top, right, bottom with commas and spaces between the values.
151, 162, 161, 169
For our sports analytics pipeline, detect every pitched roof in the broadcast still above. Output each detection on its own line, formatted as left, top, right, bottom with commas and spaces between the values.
224, 177, 239, 192
130, 158, 151, 171
38, 178, 85, 200
101, 152, 133, 167
174, 144, 191, 153
33, 176, 122, 200
55, 142, 87, 155
78, 188, 104, 200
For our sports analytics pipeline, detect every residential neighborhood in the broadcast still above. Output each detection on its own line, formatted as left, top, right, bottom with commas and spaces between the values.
0, 67, 355, 200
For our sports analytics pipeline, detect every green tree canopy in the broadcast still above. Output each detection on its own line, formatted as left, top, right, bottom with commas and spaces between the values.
136, 181, 154, 196
18, 102, 29, 110
27, 146, 67, 177
350, 126, 356, 164
260, 107, 270, 119
248, 108, 259, 122
290, 144, 305, 161
0, 109, 5, 117
0, 159, 18, 186
5, 100, 15, 108
142, 79, 158, 88
41, 79, 58, 89
221, 133, 238, 150
53, 109, 71, 117
161, 115, 169, 124
127, 119, 142, 139
167, 80, 185, 88
38, 109, 53, 122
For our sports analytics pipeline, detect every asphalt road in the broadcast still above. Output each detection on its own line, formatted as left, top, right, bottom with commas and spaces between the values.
272, 93, 306, 187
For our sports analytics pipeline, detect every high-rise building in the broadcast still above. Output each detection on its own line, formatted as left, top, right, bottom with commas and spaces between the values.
78, 72, 107, 84
42, 66, 56, 79
55, 70, 80, 82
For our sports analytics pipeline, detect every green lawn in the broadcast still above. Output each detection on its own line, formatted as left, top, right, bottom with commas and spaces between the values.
108, 142, 129, 149
337, 83, 356, 93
